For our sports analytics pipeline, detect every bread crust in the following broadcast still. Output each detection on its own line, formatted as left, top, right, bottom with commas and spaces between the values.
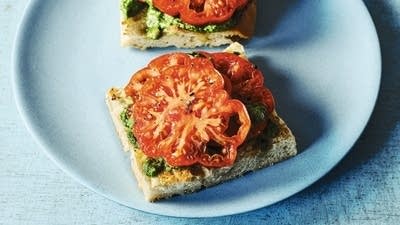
106, 88, 297, 201
120, 1, 257, 49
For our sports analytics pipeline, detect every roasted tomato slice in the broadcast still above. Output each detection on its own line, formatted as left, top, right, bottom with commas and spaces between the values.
205, 52, 275, 137
208, 52, 275, 112
148, 52, 192, 71
124, 53, 191, 100
152, 0, 183, 16
153, 0, 248, 26
126, 54, 251, 167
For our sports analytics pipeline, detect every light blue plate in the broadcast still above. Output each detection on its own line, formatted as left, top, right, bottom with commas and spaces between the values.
12, 0, 381, 217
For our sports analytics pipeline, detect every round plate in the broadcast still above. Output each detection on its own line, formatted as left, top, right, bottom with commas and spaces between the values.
12, 0, 380, 217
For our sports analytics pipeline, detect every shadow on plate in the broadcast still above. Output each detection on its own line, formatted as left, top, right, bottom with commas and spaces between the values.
246, 0, 324, 48
250, 56, 325, 154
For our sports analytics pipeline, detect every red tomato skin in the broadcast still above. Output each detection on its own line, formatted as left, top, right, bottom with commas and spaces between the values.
153, 0, 249, 26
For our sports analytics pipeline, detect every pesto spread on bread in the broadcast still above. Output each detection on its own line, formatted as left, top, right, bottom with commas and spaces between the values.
121, 0, 247, 39
118, 98, 279, 178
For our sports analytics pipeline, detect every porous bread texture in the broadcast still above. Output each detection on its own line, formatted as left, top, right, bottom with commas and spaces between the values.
105, 88, 297, 201
120, 0, 257, 49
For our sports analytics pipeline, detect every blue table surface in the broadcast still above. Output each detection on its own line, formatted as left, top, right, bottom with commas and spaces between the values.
1, 0, 399, 224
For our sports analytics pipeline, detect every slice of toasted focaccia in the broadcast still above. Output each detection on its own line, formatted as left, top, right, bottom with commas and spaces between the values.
120, 0, 257, 49
106, 43, 297, 201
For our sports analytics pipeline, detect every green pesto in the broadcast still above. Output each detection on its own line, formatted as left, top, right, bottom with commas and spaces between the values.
126, 131, 139, 148
120, 0, 145, 18
145, 3, 163, 39
120, 108, 139, 148
265, 118, 279, 139
246, 103, 268, 124
161, 12, 238, 33
143, 158, 165, 177
246, 103, 280, 140
121, 107, 175, 177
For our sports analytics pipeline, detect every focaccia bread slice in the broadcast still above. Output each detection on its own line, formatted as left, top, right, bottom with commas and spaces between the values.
106, 42, 297, 201
106, 88, 296, 201
120, 0, 257, 49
